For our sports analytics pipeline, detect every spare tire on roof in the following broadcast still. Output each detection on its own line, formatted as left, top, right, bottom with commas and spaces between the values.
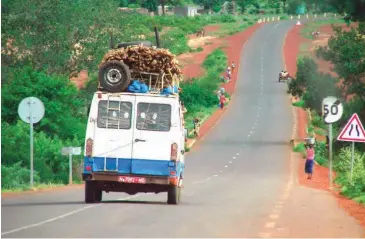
98, 60, 131, 93
117, 41, 153, 48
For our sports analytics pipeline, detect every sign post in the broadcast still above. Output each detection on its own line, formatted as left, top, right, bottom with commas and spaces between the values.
322, 96, 343, 190
61, 147, 82, 184
18, 97, 45, 189
337, 113, 365, 182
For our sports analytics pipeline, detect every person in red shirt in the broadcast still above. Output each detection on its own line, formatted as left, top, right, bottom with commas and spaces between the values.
219, 94, 226, 109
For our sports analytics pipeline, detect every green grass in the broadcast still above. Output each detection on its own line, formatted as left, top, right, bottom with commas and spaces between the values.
307, 122, 314, 133
1, 183, 75, 193
292, 100, 305, 108
181, 48, 228, 134
293, 142, 307, 158
300, 42, 310, 52
184, 107, 216, 133
189, 46, 204, 53
300, 19, 347, 40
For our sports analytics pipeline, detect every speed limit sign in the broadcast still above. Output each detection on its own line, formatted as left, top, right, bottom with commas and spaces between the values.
322, 96, 343, 124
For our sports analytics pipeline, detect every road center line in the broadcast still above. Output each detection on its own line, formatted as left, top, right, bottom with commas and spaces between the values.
1, 194, 140, 236
192, 178, 211, 184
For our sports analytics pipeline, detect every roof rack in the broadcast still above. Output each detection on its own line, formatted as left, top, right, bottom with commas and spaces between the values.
97, 70, 182, 94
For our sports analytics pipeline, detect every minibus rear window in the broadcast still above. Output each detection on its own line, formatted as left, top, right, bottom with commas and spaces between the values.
97, 100, 132, 129
136, 103, 171, 132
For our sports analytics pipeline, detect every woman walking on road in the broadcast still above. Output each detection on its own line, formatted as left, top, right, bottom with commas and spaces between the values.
305, 144, 315, 179
219, 93, 226, 109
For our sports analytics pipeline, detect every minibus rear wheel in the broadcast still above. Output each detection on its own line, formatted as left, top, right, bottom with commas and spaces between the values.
167, 183, 181, 205
85, 181, 101, 203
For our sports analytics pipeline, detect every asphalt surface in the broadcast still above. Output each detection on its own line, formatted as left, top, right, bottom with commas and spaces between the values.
2, 21, 296, 238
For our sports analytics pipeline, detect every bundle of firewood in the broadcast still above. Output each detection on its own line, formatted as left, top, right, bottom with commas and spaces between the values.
99, 45, 182, 77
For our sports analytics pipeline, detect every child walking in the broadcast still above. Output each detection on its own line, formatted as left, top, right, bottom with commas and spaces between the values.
305, 144, 315, 179
231, 61, 236, 73
219, 93, 226, 109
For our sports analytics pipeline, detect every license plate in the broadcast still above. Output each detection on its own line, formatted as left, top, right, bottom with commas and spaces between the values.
118, 176, 146, 184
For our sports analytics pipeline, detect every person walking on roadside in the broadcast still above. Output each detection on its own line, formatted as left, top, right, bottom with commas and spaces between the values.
231, 61, 236, 73
193, 117, 200, 138
226, 67, 231, 82
219, 93, 226, 109
305, 144, 315, 179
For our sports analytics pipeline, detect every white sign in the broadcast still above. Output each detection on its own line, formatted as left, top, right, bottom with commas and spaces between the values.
17, 96, 45, 189
322, 96, 343, 124
18, 97, 45, 124
337, 113, 365, 142
72, 147, 82, 155
61, 147, 82, 156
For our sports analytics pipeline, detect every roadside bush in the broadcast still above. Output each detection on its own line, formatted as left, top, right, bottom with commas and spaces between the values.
1, 162, 39, 190
314, 141, 328, 166
292, 100, 305, 108
311, 111, 326, 129
180, 48, 227, 124
220, 14, 237, 23
334, 146, 365, 172
287, 56, 318, 97
293, 142, 306, 158
334, 147, 365, 204
302, 73, 340, 112
1, 121, 83, 188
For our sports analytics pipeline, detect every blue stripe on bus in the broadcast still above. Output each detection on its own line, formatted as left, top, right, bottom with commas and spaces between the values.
83, 156, 184, 177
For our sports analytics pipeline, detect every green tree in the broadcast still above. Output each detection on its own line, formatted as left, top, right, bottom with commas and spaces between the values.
287, 56, 318, 97
1, 0, 124, 75
142, 0, 158, 12
119, 0, 129, 7
1, 66, 87, 140
316, 24, 365, 102
159, 0, 182, 15
193, 0, 224, 11
328, 0, 365, 21
236, 0, 257, 13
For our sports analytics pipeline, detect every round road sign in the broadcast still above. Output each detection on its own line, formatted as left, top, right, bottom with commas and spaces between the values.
322, 96, 343, 124
18, 97, 45, 124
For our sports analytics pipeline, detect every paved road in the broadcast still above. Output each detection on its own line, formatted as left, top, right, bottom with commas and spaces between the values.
2, 21, 295, 238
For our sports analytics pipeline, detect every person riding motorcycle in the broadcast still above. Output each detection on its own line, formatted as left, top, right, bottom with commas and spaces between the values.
279, 70, 288, 79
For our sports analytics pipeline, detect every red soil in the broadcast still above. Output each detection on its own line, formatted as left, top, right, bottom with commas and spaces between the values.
182, 24, 262, 148
183, 23, 262, 146
283, 22, 365, 230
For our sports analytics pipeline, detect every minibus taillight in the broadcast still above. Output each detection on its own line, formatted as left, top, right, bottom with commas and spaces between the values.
86, 138, 93, 157
171, 143, 178, 161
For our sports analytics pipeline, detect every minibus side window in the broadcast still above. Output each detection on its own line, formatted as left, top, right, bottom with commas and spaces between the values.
97, 100, 132, 129
136, 103, 171, 132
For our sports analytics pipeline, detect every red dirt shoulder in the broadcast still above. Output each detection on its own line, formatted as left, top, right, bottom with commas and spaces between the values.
284, 22, 365, 230
183, 23, 262, 141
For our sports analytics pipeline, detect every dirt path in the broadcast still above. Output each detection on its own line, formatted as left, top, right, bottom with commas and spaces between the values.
281, 22, 365, 236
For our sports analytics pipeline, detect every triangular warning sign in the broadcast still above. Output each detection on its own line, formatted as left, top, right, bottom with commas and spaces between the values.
337, 113, 365, 142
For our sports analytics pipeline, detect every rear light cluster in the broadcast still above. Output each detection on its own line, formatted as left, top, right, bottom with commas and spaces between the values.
171, 143, 178, 161
86, 138, 93, 157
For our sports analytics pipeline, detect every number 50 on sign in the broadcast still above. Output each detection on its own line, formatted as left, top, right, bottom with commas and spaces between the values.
322, 96, 343, 124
